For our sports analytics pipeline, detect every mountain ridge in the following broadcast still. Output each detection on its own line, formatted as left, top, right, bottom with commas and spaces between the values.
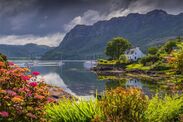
0, 43, 53, 59
42, 9, 183, 60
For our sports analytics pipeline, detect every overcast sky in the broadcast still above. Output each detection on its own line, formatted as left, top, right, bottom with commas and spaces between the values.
0, 0, 183, 46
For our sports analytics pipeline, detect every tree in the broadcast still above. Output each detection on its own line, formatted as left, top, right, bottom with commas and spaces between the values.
105, 37, 131, 59
148, 47, 158, 55
164, 40, 177, 53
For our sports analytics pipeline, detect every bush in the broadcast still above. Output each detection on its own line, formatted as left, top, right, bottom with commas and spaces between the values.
148, 47, 158, 55
145, 94, 183, 122
0, 61, 50, 121
163, 40, 177, 54
45, 99, 103, 122
152, 62, 171, 71
0, 53, 7, 62
140, 55, 159, 66
99, 87, 148, 122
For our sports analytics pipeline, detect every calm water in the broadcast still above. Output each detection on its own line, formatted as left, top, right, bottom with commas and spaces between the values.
12, 60, 106, 97
11, 60, 162, 97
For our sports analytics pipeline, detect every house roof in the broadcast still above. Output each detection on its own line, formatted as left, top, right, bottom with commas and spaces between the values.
125, 47, 139, 55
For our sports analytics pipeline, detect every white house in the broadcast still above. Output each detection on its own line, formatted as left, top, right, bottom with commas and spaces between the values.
125, 47, 145, 61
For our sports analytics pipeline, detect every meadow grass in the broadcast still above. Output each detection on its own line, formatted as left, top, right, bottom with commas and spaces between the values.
45, 99, 103, 122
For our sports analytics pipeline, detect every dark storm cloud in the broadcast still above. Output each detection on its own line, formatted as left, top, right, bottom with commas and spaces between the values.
0, 0, 183, 46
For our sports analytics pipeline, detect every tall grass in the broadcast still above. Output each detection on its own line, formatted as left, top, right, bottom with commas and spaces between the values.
45, 87, 183, 122
45, 99, 103, 122
145, 94, 183, 122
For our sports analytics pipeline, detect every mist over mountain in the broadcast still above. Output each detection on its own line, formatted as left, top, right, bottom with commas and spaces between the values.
42, 10, 183, 60
0, 43, 53, 59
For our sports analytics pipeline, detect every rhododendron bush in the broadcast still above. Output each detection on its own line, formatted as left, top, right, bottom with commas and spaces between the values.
0, 59, 50, 121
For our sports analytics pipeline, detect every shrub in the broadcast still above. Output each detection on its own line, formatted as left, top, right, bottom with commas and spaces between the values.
145, 94, 183, 122
119, 54, 128, 63
176, 50, 183, 74
163, 40, 177, 54
0, 61, 50, 121
148, 47, 158, 55
140, 55, 159, 66
0, 53, 7, 62
152, 62, 171, 71
99, 87, 148, 122
45, 99, 103, 122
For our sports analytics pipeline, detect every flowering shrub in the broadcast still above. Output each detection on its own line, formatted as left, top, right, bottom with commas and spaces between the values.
99, 87, 148, 122
0, 59, 49, 121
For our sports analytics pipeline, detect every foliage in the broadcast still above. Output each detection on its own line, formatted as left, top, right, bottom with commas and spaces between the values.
145, 94, 183, 122
175, 50, 183, 74
0, 53, 7, 63
119, 54, 128, 63
148, 47, 158, 55
105, 37, 131, 60
152, 62, 171, 71
126, 63, 151, 71
126, 64, 151, 71
0, 61, 50, 121
163, 40, 178, 54
98, 59, 116, 65
99, 87, 148, 122
45, 99, 103, 122
140, 55, 159, 66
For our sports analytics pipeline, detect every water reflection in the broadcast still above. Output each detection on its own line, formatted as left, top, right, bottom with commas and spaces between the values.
125, 79, 143, 89
43, 73, 77, 96
15, 60, 107, 97
11, 60, 165, 97
105, 78, 162, 97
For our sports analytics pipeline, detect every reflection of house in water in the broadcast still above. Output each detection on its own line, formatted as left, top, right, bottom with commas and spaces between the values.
125, 79, 143, 89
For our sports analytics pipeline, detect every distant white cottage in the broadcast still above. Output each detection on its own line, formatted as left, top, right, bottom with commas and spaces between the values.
125, 47, 145, 61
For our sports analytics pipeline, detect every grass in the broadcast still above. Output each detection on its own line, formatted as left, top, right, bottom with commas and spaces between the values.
45, 99, 103, 122
126, 63, 151, 71
45, 88, 183, 122
98, 59, 117, 65
145, 94, 183, 122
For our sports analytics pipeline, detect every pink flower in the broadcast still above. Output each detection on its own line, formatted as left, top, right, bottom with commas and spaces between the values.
21, 75, 30, 81
29, 82, 38, 87
26, 93, 32, 97
8, 62, 14, 66
32, 71, 40, 76
6, 90, 17, 96
18, 87, 30, 93
0, 111, 9, 117
47, 97, 55, 103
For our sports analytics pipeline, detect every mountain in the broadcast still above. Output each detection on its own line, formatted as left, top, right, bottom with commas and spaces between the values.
42, 10, 183, 60
0, 43, 53, 59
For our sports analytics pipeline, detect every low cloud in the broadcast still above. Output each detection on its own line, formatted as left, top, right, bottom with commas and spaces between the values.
0, 33, 65, 47
65, 0, 183, 31
64, 10, 102, 31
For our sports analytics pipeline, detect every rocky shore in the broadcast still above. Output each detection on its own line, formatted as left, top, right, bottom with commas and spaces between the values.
47, 85, 76, 100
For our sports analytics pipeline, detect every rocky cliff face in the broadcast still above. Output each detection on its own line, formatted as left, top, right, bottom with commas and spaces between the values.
43, 10, 183, 60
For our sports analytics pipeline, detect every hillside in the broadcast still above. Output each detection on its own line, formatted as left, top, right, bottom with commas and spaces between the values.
42, 10, 183, 60
0, 43, 53, 59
